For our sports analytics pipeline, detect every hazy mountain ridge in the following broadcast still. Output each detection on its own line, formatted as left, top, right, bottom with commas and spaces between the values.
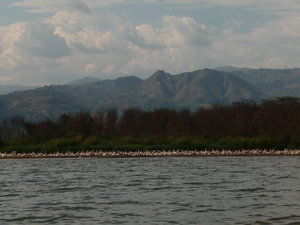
66, 77, 101, 86
0, 69, 267, 121
0, 85, 38, 95
173, 69, 264, 105
139, 69, 265, 107
216, 67, 300, 97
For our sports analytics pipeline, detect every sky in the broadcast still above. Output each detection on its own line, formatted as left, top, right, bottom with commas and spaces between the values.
1, 0, 300, 85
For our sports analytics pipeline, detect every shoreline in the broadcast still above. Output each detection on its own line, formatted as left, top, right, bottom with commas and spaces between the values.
1, 149, 300, 159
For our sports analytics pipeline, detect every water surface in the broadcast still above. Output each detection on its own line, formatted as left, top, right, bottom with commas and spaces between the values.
0, 157, 300, 224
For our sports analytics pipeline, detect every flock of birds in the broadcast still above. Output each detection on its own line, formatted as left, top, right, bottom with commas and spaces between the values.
1, 149, 300, 158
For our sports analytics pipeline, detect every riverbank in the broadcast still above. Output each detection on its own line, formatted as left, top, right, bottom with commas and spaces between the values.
1, 149, 300, 159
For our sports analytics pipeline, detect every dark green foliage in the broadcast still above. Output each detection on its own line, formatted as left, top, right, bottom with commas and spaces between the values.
1, 136, 300, 153
0, 140, 4, 149
0, 97, 300, 152
1, 145, 42, 154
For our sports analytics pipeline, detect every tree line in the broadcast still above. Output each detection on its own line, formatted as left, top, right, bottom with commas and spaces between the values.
1, 97, 300, 144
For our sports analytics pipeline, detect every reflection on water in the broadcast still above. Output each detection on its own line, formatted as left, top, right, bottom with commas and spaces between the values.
0, 157, 300, 224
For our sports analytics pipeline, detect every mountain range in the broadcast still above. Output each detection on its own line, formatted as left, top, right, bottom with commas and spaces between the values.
0, 69, 265, 121
216, 67, 300, 97
0, 67, 298, 121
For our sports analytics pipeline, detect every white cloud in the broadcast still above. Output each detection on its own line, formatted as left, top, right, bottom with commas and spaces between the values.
84, 63, 99, 74
0, 23, 26, 69
3, 2, 300, 85
0, 75, 13, 82
159, 0, 300, 14
11, 0, 92, 14
48, 11, 131, 54
124, 15, 215, 73
210, 15, 300, 68
11, 0, 300, 14
0, 21, 71, 84
133, 15, 211, 49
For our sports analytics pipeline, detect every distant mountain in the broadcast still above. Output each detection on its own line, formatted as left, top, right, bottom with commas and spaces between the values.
0, 85, 38, 95
0, 70, 266, 121
66, 76, 101, 86
216, 67, 300, 97
138, 69, 265, 108
215, 66, 251, 73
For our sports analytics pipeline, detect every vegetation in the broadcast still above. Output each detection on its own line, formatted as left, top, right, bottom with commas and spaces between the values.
1, 97, 300, 153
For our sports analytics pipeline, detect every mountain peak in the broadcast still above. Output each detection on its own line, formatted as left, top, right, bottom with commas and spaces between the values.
142, 70, 175, 98
154, 69, 167, 75
150, 70, 170, 78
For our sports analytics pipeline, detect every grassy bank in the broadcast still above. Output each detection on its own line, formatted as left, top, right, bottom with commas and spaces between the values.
1, 135, 300, 154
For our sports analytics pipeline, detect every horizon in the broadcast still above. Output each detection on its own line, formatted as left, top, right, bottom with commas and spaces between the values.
1, 1, 300, 85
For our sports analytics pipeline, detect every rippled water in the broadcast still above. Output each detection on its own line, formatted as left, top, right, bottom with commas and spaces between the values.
0, 157, 300, 224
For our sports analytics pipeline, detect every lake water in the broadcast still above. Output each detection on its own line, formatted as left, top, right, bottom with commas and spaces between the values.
0, 157, 300, 224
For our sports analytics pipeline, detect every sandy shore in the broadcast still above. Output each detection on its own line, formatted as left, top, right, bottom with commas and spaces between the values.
1, 149, 300, 159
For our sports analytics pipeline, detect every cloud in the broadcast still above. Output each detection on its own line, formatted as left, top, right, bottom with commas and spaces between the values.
0, 23, 26, 69
11, 0, 92, 14
3, 3, 300, 85
11, 0, 64, 13
49, 11, 131, 54
162, 15, 212, 46
16, 22, 70, 58
84, 63, 99, 74
67, 0, 91, 14
130, 15, 212, 51
0, 75, 13, 82
72, 43, 103, 54
11, 0, 300, 14
211, 15, 300, 68
0, 20, 71, 84
154, 0, 300, 13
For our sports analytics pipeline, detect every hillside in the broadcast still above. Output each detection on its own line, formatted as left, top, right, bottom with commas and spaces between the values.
216, 67, 300, 97
138, 69, 265, 108
0, 69, 266, 121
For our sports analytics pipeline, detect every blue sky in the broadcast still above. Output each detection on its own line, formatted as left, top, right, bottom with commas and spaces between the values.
1, 0, 300, 85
